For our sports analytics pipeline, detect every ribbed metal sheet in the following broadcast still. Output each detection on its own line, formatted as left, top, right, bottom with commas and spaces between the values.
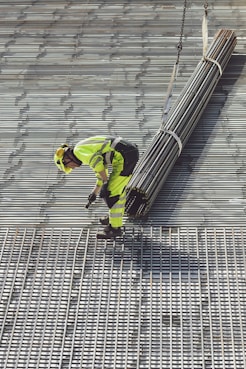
0, 226, 246, 369
0, 1, 245, 227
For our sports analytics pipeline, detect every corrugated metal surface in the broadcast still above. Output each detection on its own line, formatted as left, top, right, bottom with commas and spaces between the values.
0, 0, 245, 227
1, 226, 246, 369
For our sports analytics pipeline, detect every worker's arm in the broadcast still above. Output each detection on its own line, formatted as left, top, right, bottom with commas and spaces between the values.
92, 169, 108, 195
86, 169, 108, 208
98, 169, 108, 183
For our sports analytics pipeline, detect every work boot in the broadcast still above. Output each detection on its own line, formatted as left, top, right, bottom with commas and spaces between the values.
99, 215, 109, 226
96, 225, 122, 239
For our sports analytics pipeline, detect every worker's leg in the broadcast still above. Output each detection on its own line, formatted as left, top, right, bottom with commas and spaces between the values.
105, 146, 139, 228
97, 145, 139, 238
107, 174, 131, 228
97, 174, 130, 239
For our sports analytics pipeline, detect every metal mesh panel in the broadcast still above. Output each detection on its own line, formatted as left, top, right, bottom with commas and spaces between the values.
0, 226, 246, 368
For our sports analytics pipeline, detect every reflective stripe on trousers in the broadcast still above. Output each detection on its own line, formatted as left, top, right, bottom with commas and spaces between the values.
107, 174, 131, 228
109, 191, 126, 228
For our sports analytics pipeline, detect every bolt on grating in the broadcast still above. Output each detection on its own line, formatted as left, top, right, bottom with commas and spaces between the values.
0, 226, 246, 369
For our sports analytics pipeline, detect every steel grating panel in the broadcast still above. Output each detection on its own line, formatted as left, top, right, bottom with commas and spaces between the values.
0, 226, 246, 369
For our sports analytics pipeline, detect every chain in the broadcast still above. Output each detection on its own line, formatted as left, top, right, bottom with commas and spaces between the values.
204, 0, 208, 15
176, 0, 187, 65
202, 0, 209, 56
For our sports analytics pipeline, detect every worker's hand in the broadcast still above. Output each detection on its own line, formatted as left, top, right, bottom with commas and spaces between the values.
99, 182, 109, 199
88, 192, 97, 203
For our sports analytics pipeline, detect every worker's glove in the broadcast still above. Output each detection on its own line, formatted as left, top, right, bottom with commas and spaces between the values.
88, 192, 97, 203
85, 192, 97, 209
99, 182, 109, 199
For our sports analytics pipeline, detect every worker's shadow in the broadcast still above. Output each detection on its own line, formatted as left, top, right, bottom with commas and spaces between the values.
106, 228, 202, 281
136, 54, 246, 225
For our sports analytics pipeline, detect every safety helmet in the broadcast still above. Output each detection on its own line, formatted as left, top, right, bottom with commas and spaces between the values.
54, 144, 73, 174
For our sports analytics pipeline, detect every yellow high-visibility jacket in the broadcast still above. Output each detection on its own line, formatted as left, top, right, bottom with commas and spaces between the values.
74, 136, 128, 186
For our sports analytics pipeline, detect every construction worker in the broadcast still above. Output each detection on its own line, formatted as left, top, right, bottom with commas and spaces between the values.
54, 136, 139, 239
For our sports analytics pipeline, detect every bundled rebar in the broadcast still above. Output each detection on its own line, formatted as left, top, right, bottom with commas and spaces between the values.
126, 29, 237, 217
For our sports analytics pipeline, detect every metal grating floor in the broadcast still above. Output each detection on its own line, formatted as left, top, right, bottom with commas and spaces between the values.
1, 226, 246, 369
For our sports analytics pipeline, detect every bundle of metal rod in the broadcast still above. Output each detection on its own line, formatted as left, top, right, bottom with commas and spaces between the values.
126, 29, 237, 217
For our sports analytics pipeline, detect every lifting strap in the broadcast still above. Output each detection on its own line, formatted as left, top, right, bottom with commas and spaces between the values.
202, 1, 222, 75
159, 0, 187, 156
